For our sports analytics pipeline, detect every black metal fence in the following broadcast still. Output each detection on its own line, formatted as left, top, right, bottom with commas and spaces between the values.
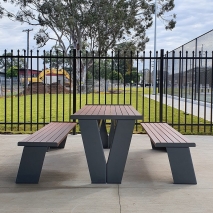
0, 49, 212, 134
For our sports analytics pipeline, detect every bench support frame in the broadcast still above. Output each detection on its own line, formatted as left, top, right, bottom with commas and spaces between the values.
16, 146, 47, 184
167, 147, 197, 184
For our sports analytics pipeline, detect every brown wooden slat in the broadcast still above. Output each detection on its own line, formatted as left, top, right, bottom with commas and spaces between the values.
124, 105, 134, 116
149, 123, 179, 143
84, 105, 96, 115
157, 123, 186, 143
19, 123, 54, 142
20, 122, 57, 142
40, 123, 76, 143
119, 105, 128, 116
19, 122, 76, 145
141, 123, 168, 143
91, 105, 100, 116
159, 123, 190, 142
99, 105, 106, 115
115, 105, 123, 115
141, 122, 195, 147
27, 122, 65, 142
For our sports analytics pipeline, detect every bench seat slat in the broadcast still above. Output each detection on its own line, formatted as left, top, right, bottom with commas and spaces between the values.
26, 123, 65, 143
142, 123, 168, 143
141, 123, 196, 148
153, 123, 188, 143
18, 122, 76, 147
39, 123, 74, 143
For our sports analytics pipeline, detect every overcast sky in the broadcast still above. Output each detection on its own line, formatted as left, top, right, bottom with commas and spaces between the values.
0, 0, 213, 55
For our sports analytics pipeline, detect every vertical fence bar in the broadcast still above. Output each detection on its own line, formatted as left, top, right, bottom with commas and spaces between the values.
98, 51, 101, 104
204, 51, 207, 132
79, 50, 82, 109
123, 51, 126, 104
142, 51, 145, 122
92, 51, 95, 104
171, 51, 175, 126
10, 51, 13, 131
197, 52, 201, 132
23, 50, 27, 131
178, 51, 182, 132
184, 51, 188, 132
30, 50, 33, 131
211, 51, 213, 133
37, 50, 39, 130
85, 51, 88, 105
17, 50, 20, 131
154, 51, 158, 122
62, 51, 65, 122
69, 50, 72, 122
159, 49, 164, 122
43, 50, 46, 127
72, 49, 76, 134
165, 51, 168, 123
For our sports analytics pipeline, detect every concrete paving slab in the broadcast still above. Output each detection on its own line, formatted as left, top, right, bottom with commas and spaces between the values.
0, 133, 213, 212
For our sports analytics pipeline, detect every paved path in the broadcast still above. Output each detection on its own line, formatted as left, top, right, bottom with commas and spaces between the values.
145, 94, 213, 121
0, 134, 213, 213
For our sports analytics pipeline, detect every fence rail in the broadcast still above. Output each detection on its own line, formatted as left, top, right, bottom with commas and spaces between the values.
0, 49, 212, 134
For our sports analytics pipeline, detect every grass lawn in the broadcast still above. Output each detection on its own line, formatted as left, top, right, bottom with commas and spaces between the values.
0, 87, 212, 134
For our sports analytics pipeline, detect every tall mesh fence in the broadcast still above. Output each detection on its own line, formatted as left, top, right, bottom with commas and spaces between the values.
165, 29, 213, 103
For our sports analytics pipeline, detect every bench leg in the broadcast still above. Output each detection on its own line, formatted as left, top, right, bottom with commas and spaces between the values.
107, 119, 135, 184
99, 120, 109, 149
16, 146, 47, 184
108, 120, 116, 148
166, 148, 197, 184
57, 136, 67, 148
150, 140, 167, 151
79, 119, 106, 183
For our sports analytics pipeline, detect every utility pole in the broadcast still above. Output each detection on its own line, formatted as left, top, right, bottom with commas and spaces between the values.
22, 29, 33, 87
153, 0, 157, 95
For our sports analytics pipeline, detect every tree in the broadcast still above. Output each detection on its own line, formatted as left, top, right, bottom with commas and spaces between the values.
0, 52, 25, 71
6, 66, 18, 77
125, 70, 140, 84
108, 71, 124, 82
87, 58, 112, 80
0, 0, 176, 52
0, 0, 176, 86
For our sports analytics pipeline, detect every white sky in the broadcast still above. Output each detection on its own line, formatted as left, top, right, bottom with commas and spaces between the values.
0, 0, 213, 54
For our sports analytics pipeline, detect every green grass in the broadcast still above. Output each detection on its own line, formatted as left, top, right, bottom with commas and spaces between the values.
0, 87, 212, 134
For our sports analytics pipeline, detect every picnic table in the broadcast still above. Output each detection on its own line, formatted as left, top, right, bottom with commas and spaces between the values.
70, 104, 143, 184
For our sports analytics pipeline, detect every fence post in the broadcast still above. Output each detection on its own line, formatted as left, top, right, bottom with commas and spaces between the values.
159, 49, 164, 122
73, 49, 77, 135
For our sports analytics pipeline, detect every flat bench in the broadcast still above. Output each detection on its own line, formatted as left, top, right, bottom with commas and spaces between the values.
16, 122, 76, 184
141, 122, 197, 184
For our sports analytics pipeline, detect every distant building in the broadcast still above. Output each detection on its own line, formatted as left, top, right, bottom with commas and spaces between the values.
18, 69, 42, 78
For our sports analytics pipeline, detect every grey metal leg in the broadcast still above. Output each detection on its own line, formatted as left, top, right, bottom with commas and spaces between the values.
107, 120, 135, 183
16, 146, 48, 184
99, 120, 109, 149
79, 119, 106, 183
50, 136, 67, 149
108, 120, 116, 148
167, 147, 197, 184
151, 140, 167, 151
57, 136, 67, 148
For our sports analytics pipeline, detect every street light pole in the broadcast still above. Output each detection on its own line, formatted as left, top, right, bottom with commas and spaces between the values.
153, 0, 157, 95
22, 29, 33, 87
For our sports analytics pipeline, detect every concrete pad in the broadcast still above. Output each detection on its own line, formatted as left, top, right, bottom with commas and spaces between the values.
0, 133, 213, 212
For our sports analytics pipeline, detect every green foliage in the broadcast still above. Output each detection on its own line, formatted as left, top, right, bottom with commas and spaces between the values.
0, 52, 25, 70
0, 0, 176, 54
125, 71, 140, 84
108, 71, 123, 82
87, 59, 112, 80
6, 66, 18, 77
